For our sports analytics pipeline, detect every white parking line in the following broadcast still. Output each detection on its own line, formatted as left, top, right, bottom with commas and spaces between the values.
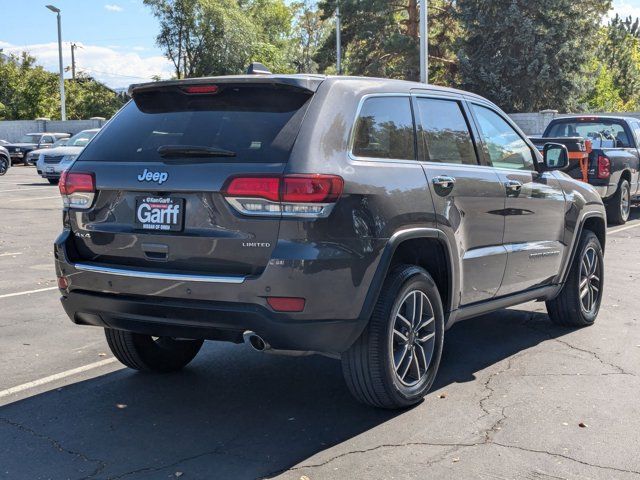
609, 222, 640, 235
0, 286, 58, 300
0, 252, 23, 257
7, 195, 60, 202
0, 358, 119, 399
0, 187, 51, 193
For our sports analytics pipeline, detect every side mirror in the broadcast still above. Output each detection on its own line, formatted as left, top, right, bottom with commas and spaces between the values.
543, 143, 569, 170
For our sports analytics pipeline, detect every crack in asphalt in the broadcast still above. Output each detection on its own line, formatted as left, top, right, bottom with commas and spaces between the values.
266, 313, 640, 478
524, 312, 635, 376
268, 440, 640, 478
0, 416, 106, 479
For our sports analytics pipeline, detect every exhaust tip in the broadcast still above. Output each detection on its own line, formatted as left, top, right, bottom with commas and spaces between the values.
243, 331, 268, 352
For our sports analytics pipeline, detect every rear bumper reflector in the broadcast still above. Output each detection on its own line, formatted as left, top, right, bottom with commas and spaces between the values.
72, 263, 246, 284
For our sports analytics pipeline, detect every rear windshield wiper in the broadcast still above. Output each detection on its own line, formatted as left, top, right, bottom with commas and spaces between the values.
157, 145, 236, 158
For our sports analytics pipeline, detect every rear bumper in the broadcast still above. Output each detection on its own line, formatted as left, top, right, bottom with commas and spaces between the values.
55, 230, 386, 354
61, 289, 363, 353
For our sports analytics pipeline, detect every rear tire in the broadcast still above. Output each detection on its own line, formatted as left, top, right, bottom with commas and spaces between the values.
546, 230, 603, 327
0, 157, 8, 176
606, 179, 630, 225
341, 265, 445, 409
48, 178, 59, 185
105, 328, 203, 372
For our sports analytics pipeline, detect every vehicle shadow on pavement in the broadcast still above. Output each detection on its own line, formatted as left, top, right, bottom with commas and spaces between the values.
0, 307, 569, 479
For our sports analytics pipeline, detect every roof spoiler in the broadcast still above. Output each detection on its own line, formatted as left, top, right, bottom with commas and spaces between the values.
128, 75, 324, 97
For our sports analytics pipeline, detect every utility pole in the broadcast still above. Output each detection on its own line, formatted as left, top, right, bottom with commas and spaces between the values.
420, 0, 428, 83
46, 5, 66, 120
70, 43, 78, 80
336, 2, 342, 75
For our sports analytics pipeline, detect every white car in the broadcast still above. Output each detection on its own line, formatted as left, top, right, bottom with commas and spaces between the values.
36, 129, 99, 184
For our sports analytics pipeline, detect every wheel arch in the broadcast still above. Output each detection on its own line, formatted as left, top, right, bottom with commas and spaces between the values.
558, 212, 606, 285
359, 228, 458, 323
620, 168, 632, 184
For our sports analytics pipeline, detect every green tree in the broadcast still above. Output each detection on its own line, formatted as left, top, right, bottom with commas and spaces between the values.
457, 0, 611, 113
581, 57, 626, 111
65, 74, 125, 120
598, 14, 640, 108
0, 51, 124, 120
145, 0, 298, 76
315, 0, 459, 84
289, 0, 331, 73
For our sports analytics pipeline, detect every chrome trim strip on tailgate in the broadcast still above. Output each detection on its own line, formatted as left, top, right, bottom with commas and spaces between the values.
73, 263, 246, 284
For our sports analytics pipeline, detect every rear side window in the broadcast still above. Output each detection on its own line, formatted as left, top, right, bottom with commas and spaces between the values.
416, 98, 478, 165
352, 97, 415, 160
78, 85, 312, 163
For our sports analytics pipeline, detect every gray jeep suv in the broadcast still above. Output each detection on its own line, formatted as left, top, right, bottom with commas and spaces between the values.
55, 75, 606, 409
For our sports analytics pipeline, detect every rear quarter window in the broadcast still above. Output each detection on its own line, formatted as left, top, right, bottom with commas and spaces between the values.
78, 85, 312, 163
351, 96, 416, 160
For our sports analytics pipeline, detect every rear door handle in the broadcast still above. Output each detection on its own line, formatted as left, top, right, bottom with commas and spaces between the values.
432, 176, 456, 189
505, 180, 522, 194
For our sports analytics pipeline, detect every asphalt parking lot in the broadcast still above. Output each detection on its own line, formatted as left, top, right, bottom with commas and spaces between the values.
1, 165, 639, 480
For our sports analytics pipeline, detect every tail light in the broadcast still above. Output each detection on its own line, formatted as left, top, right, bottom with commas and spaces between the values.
223, 174, 344, 218
597, 155, 611, 179
59, 171, 95, 209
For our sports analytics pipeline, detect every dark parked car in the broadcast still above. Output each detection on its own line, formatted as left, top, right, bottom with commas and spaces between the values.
0, 145, 9, 175
531, 116, 640, 224
55, 74, 606, 409
26, 137, 70, 166
4, 132, 70, 166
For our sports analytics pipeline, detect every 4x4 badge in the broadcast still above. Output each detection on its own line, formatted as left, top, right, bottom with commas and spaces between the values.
137, 168, 168, 185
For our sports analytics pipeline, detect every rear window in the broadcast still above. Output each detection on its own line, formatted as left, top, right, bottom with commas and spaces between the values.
78, 85, 312, 163
547, 120, 631, 148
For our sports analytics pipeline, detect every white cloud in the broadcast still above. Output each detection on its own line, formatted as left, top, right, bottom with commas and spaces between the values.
610, 0, 640, 19
104, 4, 123, 12
0, 41, 173, 88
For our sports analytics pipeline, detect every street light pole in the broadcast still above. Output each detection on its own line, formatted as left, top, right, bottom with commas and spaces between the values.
46, 5, 66, 120
420, 0, 428, 83
336, 2, 342, 75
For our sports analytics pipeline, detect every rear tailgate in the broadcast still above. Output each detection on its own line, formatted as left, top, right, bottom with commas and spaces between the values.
65, 81, 315, 277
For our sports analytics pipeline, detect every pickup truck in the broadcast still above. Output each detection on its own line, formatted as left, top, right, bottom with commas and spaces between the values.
531, 115, 640, 224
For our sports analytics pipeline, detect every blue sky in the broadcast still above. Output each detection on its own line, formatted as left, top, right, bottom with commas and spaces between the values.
1, 0, 640, 88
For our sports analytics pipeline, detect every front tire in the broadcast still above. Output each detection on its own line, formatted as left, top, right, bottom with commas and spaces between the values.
606, 179, 631, 225
0, 157, 8, 176
546, 230, 604, 327
48, 178, 59, 185
341, 265, 445, 409
105, 329, 203, 372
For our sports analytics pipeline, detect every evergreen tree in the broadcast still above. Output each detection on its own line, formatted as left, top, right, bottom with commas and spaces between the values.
458, 0, 611, 112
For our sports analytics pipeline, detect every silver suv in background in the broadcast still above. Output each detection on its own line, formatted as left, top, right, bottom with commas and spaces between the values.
36, 129, 100, 184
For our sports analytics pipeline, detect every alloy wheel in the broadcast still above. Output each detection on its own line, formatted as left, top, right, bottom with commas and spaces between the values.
579, 246, 602, 315
390, 290, 437, 387
621, 183, 631, 221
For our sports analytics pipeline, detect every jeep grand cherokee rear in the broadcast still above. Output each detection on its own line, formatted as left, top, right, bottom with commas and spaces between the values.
55, 75, 375, 358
